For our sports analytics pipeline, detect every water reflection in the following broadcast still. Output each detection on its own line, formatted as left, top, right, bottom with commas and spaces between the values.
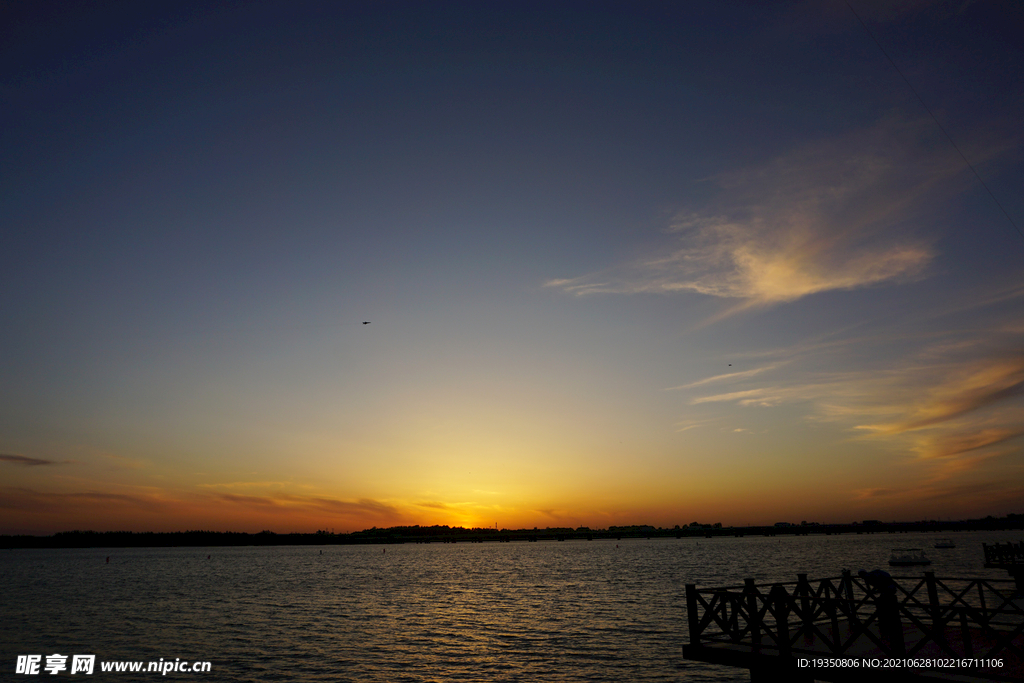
0, 531, 1014, 682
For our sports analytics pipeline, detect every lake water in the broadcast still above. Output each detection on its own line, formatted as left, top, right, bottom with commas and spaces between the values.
2, 530, 1017, 681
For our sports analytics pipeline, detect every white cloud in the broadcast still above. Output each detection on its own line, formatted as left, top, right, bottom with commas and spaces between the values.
692, 388, 774, 404
667, 363, 784, 390
547, 117, 980, 307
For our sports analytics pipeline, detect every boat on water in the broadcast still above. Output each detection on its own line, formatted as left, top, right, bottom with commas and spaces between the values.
933, 538, 955, 549
889, 548, 932, 566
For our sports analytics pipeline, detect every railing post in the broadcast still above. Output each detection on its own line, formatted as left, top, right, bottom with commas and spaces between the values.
924, 571, 940, 620
841, 568, 856, 625
713, 589, 728, 637
797, 573, 812, 635
878, 580, 905, 656
923, 571, 950, 651
770, 584, 791, 655
686, 583, 700, 644
744, 578, 761, 647
726, 590, 739, 639
977, 581, 987, 628
827, 588, 840, 647
960, 607, 974, 657
1010, 566, 1024, 596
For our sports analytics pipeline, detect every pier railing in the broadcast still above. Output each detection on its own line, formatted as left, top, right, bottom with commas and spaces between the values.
686, 571, 1024, 664
985, 541, 1024, 567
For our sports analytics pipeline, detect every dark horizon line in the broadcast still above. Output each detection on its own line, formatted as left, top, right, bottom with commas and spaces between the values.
3, 513, 1022, 549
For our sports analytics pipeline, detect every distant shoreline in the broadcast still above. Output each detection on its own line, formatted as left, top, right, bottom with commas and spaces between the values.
3, 514, 1022, 548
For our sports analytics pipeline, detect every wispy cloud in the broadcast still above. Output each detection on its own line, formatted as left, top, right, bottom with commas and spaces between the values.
916, 429, 1024, 461
682, 338, 1024, 484
852, 487, 898, 500
198, 481, 300, 490
853, 478, 1024, 516
923, 449, 1013, 484
0, 454, 70, 467
417, 501, 453, 510
217, 493, 281, 507
547, 117, 985, 309
691, 388, 803, 407
0, 487, 174, 512
0, 485, 414, 533
692, 388, 771, 404
276, 495, 404, 519
855, 354, 1024, 436
667, 363, 783, 390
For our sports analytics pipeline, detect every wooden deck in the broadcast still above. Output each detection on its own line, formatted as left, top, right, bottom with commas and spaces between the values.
985, 542, 1024, 596
684, 571, 1024, 682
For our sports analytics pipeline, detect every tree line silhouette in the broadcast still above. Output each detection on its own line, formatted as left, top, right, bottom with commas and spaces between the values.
2, 514, 1021, 548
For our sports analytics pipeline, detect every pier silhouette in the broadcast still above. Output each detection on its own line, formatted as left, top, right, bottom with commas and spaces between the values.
985, 541, 1024, 594
684, 570, 1024, 681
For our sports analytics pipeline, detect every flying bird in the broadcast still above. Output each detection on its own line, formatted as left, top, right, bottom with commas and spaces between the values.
362, 321, 370, 325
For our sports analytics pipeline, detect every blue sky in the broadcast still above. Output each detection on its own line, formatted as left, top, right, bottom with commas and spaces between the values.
2, 1, 1022, 533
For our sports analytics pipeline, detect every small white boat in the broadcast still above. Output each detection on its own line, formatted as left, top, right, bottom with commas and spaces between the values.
889, 548, 931, 566
933, 538, 955, 549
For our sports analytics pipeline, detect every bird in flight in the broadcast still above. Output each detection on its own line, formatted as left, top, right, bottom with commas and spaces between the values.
362, 321, 370, 325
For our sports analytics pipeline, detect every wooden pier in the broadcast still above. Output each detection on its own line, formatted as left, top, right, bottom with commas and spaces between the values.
684, 570, 1024, 682
985, 542, 1024, 594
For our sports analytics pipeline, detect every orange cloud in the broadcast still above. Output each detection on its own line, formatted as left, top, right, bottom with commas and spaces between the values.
852, 487, 898, 500
0, 487, 414, 535
681, 336, 1024, 498
913, 428, 1024, 461
892, 357, 1024, 433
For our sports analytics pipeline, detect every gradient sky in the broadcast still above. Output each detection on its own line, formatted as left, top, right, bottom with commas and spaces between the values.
2, 1, 1022, 534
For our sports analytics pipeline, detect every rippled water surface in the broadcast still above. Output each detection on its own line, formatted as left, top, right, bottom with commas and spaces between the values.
2, 531, 1016, 681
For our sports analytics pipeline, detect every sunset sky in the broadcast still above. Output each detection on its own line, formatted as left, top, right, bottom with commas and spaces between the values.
2, 1, 1022, 534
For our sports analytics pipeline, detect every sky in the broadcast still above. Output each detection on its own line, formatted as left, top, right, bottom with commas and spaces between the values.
2, 0, 1022, 534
